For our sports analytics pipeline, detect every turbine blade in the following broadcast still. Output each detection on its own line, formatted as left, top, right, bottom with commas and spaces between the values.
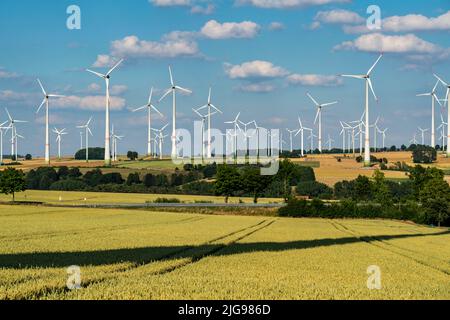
434, 93, 442, 106
106, 58, 124, 76
151, 105, 163, 117
169, 66, 174, 86
433, 80, 440, 93
368, 78, 378, 101
210, 104, 223, 114
159, 89, 173, 102
175, 86, 192, 94
5, 108, 12, 121
322, 101, 338, 107
86, 69, 105, 78
367, 54, 383, 75
434, 74, 448, 87
314, 109, 320, 124
37, 79, 47, 96
132, 105, 148, 112
208, 87, 212, 104
306, 93, 319, 106
48, 94, 65, 98
36, 99, 46, 114
148, 87, 154, 104
341, 74, 366, 79
416, 93, 431, 97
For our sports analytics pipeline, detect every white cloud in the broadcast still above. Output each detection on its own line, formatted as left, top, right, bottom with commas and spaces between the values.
239, 83, 276, 93
150, 0, 191, 6
269, 22, 285, 31
110, 85, 128, 95
35, 114, 71, 125
191, 4, 215, 15
53, 95, 126, 111
235, 0, 351, 9
87, 83, 101, 93
93, 54, 119, 68
0, 68, 19, 79
224, 60, 289, 79
344, 10, 450, 34
314, 9, 364, 26
201, 20, 261, 39
287, 74, 343, 86
334, 33, 442, 54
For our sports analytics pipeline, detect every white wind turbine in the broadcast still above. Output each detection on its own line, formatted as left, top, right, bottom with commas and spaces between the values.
76, 117, 93, 163
152, 124, 169, 160
306, 129, 315, 154
239, 120, 256, 157
379, 128, 388, 150
286, 129, 297, 153
193, 107, 218, 158
340, 121, 351, 154
0, 121, 10, 164
111, 125, 124, 162
295, 117, 311, 157
418, 127, 429, 145
410, 133, 418, 145
5, 108, 27, 160
307, 93, 338, 153
326, 135, 334, 151
79, 131, 83, 150
370, 116, 380, 152
341, 54, 383, 166
225, 113, 241, 159
434, 74, 450, 156
12, 129, 24, 161
86, 58, 124, 166
438, 113, 447, 151
132, 87, 163, 157
417, 80, 442, 148
52, 128, 68, 160
159, 66, 192, 159
36, 79, 65, 165
195, 88, 223, 159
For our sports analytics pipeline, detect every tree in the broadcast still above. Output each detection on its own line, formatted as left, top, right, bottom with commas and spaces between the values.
25, 154, 32, 160
297, 181, 333, 199
143, 174, 156, 187
214, 165, 241, 203
0, 168, 26, 201
412, 145, 437, 164
353, 175, 373, 201
372, 170, 392, 206
242, 167, 272, 203
127, 151, 138, 161
126, 173, 141, 186
75, 148, 105, 160
409, 166, 444, 196
419, 178, 450, 227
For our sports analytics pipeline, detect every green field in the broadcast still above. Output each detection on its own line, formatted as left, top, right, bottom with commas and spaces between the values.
0, 204, 449, 300
0, 190, 283, 205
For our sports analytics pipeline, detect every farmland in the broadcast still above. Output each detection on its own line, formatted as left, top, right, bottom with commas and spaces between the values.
0, 204, 449, 300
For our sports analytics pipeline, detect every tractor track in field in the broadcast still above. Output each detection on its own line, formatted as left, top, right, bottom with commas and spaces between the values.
12, 218, 276, 300
329, 221, 450, 276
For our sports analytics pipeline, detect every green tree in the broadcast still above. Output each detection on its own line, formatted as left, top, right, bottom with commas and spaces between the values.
242, 167, 272, 203
419, 178, 450, 227
0, 168, 26, 201
353, 175, 373, 201
372, 170, 392, 205
409, 166, 444, 196
412, 145, 437, 164
275, 159, 299, 202
126, 173, 141, 186
214, 165, 241, 203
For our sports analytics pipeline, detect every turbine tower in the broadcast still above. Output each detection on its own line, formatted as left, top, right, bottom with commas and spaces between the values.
152, 124, 169, 160
76, 117, 93, 163
0, 121, 10, 165
417, 80, 441, 148
341, 54, 383, 166
5, 108, 27, 160
159, 66, 192, 159
193, 107, 218, 159
86, 58, 124, 166
225, 113, 241, 159
195, 88, 223, 159
307, 93, 338, 153
36, 79, 65, 165
418, 127, 429, 145
52, 128, 68, 160
286, 129, 297, 153
295, 117, 311, 157
434, 74, 450, 156
132, 87, 163, 157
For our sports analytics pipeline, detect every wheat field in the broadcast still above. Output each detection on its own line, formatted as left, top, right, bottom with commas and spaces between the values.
0, 204, 449, 300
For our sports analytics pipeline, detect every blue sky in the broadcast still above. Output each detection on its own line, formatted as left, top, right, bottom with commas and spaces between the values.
0, 0, 449, 156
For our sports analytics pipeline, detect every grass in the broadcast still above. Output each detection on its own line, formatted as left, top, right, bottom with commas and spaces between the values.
0, 190, 283, 205
0, 204, 449, 300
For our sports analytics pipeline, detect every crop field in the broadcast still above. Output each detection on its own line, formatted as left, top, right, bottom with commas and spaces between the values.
0, 204, 449, 300
0, 190, 283, 205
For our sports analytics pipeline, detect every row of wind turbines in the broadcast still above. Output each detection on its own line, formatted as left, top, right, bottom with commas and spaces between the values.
1, 53, 450, 167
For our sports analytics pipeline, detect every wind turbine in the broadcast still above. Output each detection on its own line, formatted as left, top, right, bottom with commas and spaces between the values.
295, 117, 311, 157
79, 131, 83, 150
0, 121, 10, 165
417, 80, 442, 148
111, 125, 124, 162
410, 133, 418, 145
239, 120, 256, 157
379, 128, 388, 150
434, 74, 450, 156
11, 129, 24, 161
86, 58, 124, 166
306, 129, 315, 154
340, 121, 351, 154
132, 87, 163, 157
307, 93, 338, 153
36, 79, 65, 165
5, 108, 27, 160
418, 127, 429, 145
341, 54, 383, 166
193, 107, 218, 159
152, 124, 169, 160
326, 135, 334, 151
195, 88, 223, 159
370, 116, 380, 152
52, 128, 68, 160
76, 117, 93, 163
286, 129, 297, 153
438, 113, 447, 151
159, 66, 192, 159
225, 113, 241, 159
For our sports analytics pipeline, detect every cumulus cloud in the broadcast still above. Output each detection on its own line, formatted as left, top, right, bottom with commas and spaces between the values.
235, 0, 351, 9
334, 33, 442, 54
269, 22, 285, 31
312, 9, 364, 29
53, 95, 126, 111
190, 4, 215, 15
0, 67, 19, 79
239, 83, 275, 93
287, 74, 343, 86
150, 0, 191, 6
201, 20, 261, 39
224, 60, 289, 79
344, 10, 450, 34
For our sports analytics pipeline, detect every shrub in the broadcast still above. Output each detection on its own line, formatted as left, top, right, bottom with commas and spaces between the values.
153, 197, 182, 204
126, 173, 141, 186
75, 148, 105, 160
50, 179, 87, 191
297, 181, 333, 199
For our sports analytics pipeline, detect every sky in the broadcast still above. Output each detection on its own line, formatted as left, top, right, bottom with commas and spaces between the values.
0, 0, 449, 157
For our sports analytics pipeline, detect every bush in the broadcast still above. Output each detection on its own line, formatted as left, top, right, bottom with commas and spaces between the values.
126, 173, 141, 186
25, 154, 32, 160
50, 179, 88, 191
153, 197, 182, 204
297, 181, 333, 199
75, 148, 105, 160
127, 151, 139, 161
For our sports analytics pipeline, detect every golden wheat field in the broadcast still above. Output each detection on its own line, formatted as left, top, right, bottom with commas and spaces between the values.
0, 204, 449, 300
